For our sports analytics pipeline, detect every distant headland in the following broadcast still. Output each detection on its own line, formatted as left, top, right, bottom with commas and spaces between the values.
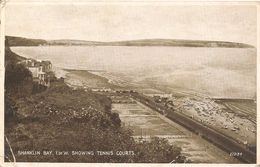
6, 36, 254, 48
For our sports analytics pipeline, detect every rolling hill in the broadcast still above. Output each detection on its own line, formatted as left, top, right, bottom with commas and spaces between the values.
6, 36, 254, 48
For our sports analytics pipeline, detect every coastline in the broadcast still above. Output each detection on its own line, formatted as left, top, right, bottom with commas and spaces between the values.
5, 64, 187, 163
62, 68, 256, 147
4, 45, 256, 163
62, 68, 121, 89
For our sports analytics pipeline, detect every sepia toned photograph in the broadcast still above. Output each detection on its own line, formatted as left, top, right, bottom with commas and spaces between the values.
2, 0, 257, 164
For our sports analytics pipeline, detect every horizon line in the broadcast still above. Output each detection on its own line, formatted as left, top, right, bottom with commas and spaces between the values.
5, 35, 255, 48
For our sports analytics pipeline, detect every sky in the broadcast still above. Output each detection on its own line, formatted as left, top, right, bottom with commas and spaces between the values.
5, 2, 257, 46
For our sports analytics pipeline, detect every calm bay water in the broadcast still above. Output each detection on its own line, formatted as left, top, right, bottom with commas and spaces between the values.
11, 46, 256, 99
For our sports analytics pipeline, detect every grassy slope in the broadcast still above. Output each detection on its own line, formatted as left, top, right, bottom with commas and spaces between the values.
5, 44, 26, 64
4, 36, 185, 163
5, 80, 184, 163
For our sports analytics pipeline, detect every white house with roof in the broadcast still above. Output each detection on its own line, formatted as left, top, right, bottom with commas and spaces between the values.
19, 59, 52, 87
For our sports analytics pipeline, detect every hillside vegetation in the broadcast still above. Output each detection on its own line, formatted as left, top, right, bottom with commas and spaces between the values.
6, 36, 47, 46
5, 80, 185, 162
4, 38, 186, 163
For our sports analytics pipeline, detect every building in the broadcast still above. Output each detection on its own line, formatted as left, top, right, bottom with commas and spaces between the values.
40, 60, 52, 72
91, 88, 112, 92
18, 59, 52, 87
145, 93, 172, 98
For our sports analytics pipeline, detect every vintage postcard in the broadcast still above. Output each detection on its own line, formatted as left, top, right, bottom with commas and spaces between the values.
0, 0, 259, 166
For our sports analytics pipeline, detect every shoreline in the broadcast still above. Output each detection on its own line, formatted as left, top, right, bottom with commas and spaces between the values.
62, 68, 256, 146
62, 68, 256, 101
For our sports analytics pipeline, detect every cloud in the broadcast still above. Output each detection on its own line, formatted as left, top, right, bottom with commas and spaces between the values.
5, 3, 256, 46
